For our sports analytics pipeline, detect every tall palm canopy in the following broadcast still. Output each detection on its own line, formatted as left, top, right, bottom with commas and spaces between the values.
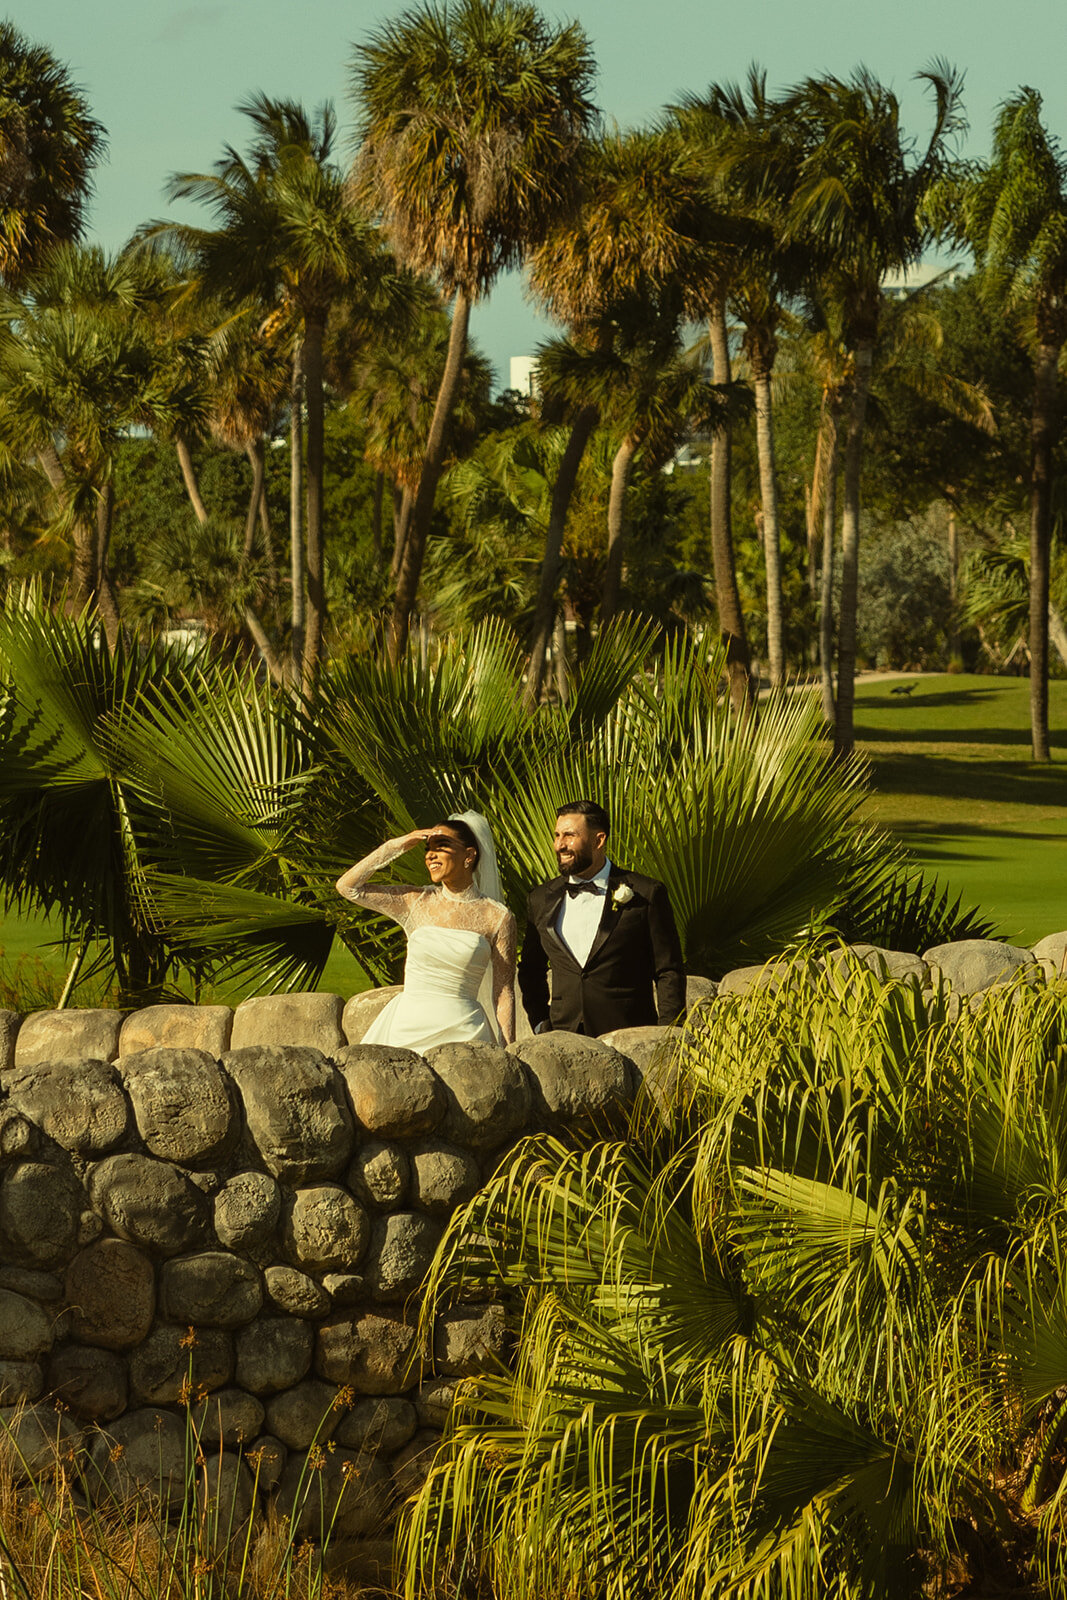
944, 87, 1067, 762
0, 22, 105, 286
350, 0, 599, 660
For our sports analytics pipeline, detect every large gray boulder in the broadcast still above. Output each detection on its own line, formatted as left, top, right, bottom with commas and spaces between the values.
409, 1141, 480, 1214
264, 1378, 340, 1449
46, 1343, 127, 1421
2, 1057, 128, 1155
348, 1140, 409, 1209
282, 1186, 369, 1273
264, 1265, 331, 1319
335, 1394, 417, 1454
822, 944, 927, 986
14, 1009, 123, 1069
160, 1252, 263, 1328
0, 1159, 88, 1268
365, 1212, 441, 1301
65, 1238, 155, 1350
223, 1047, 353, 1182
89, 1153, 210, 1256
213, 1171, 281, 1254
0, 1289, 53, 1361
1032, 930, 1067, 981
316, 1311, 417, 1394
128, 1324, 233, 1405
121, 1048, 235, 1167
433, 1303, 507, 1376
426, 1041, 530, 1148
0, 1360, 44, 1405
510, 1033, 633, 1125
923, 939, 1037, 996
337, 1045, 444, 1138
0, 1401, 82, 1483
342, 987, 402, 1045
190, 1386, 265, 1448
90, 1407, 188, 1509
276, 1445, 390, 1539
230, 993, 345, 1056
119, 1005, 233, 1059
234, 1315, 314, 1395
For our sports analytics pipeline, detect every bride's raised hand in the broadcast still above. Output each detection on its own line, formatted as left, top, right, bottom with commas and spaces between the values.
395, 828, 430, 852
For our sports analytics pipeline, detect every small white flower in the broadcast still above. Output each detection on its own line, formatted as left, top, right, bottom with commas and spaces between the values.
611, 883, 634, 909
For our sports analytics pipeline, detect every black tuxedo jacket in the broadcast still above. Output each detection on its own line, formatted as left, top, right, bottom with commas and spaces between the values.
517, 865, 685, 1037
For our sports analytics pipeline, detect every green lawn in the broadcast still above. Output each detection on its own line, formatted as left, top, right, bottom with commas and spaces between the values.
854, 673, 1067, 945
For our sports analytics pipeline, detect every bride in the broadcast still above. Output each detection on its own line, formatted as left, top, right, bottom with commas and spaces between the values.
335, 810, 516, 1051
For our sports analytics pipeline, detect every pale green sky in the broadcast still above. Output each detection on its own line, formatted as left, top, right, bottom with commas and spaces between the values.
18, 0, 1067, 385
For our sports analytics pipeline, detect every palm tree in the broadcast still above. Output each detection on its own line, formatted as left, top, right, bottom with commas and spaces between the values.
350, 0, 598, 662
939, 89, 1067, 763
158, 96, 402, 694
770, 65, 965, 757
0, 23, 105, 286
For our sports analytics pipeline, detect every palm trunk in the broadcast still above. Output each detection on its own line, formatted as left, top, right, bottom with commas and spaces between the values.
833, 341, 874, 761
1028, 339, 1060, 763
289, 345, 305, 688
602, 432, 639, 624
524, 402, 599, 708
553, 610, 569, 704
819, 408, 840, 726
388, 290, 471, 662
251, 439, 277, 593
302, 315, 327, 698
752, 359, 784, 689
244, 604, 287, 684
176, 436, 209, 526
95, 482, 120, 652
242, 438, 266, 565
71, 518, 95, 611
708, 300, 752, 711
371, 471, 384, 566
806, 410, 826, 605
947, 503, 962, 669
390, 484, 414, 580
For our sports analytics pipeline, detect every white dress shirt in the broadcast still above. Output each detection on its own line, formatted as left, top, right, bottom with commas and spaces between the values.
556, 859, 612, 968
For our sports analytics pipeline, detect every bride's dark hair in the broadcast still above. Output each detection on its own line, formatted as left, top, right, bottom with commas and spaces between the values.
437, 817, 480, 865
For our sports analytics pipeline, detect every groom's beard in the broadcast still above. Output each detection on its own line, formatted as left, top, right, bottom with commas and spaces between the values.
556, 842, 595, 876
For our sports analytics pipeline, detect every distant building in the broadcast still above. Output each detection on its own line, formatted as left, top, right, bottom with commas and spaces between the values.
509, 355, 538, 398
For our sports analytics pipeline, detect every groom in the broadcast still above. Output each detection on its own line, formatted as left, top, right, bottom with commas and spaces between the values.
518, 799, 685, 1036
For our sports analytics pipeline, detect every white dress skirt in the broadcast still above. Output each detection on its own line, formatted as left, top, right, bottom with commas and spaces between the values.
361, 924, 498, 1051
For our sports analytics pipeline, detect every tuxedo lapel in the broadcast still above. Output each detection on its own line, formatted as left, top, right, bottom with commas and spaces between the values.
537, 876, 578, 968
583, 866, 625, 970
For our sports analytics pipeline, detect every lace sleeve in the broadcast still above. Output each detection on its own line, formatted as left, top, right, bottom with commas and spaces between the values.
491, 907, 517, 1046
335, 839, 424, 929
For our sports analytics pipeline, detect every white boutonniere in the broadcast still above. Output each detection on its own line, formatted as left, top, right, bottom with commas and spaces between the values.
611, 883, 634, 911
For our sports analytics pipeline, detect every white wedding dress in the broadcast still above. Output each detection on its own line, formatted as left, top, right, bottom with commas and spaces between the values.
337, 836, 516, 1051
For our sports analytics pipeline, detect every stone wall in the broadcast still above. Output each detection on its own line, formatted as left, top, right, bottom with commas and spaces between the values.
1, 929, 1064, 1554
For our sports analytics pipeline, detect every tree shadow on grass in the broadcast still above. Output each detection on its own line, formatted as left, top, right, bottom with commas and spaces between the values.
867, 754, 1067, 807
857, 687, 1002, 713
857, 722, 1067, 748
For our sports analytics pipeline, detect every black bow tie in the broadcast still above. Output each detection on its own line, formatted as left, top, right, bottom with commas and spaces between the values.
564, 879, 603, 897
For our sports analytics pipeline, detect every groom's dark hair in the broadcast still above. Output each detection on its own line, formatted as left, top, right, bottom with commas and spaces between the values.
557, 799, 610, 837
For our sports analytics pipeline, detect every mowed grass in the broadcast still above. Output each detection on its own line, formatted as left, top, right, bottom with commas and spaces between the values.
854, 673, 1067, 944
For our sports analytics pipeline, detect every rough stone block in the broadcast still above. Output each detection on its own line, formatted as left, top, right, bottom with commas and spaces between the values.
47, 1344, 126, 1420
0, 1360, 43, 1404
1033, 930, 1067, 982
264, 1265, 331, 1319
276, 1446, 389, 1539
685, 975, 717, 1009
425, 1042, 530, 1149
223, 1047, 353, 1183
414, 1379, 456, 1429
2, 1057, 128, 1156
0, 1401, 82, 1483
14, 1010, 123, 1069
342, 987, 402, 1045
365, 1212, 441, 1301
65, 1239, 155, 1350
245, 1433, 286, 1491
129, 1325, 233, 1405
821, 944, 927, 986
923, 939, 1036, 996
433, 1304, 506, 1376
0, 1289, 53, 1361
391, 1428, 440, 1500
264, 1378, 340, 1449
0, 1012, 19, 1074
282, 1186, 369, 1273
0, 1268, 62, 1301
121, 1048, 235, 1166
348, 1140, 409, 1209
119, 1005, 233, 1059
89, 1407, 188, 1509
0, 1160, 87, 1269
213, 1171, 280, 1254
317, 1311, 417, 1394
335, 1394, 417, 1454
235, 1315, 313, 1395
160, 1252, 263, 1328
409, 1142, 480, 1215
337, 1045, 444, 1138
230, 993, 344, 1056
89, 1154, 210, 1256
510, 1033, 633, 1124
717, 960, 815, 997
